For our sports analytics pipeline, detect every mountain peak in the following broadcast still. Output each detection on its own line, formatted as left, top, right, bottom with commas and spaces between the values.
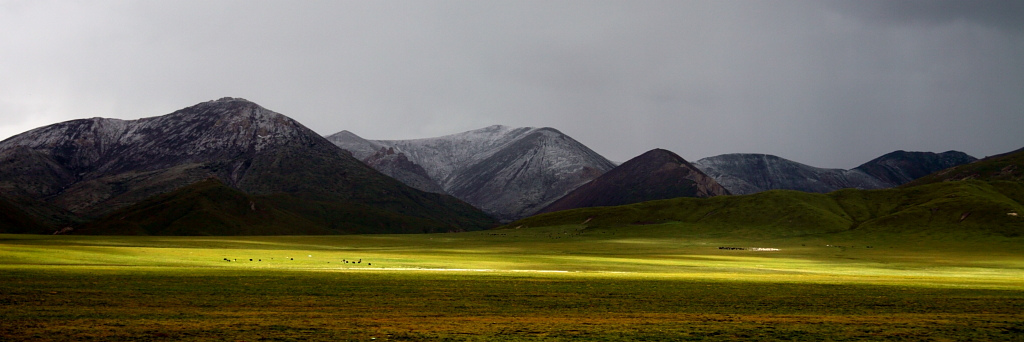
0, 98, 335, 185
326, 125, 616, 221
481, 124, 514, 131
639, 148, 678, 158
539, 148, 729, 214
215, 96, 250, 102
0, 98, 497, 233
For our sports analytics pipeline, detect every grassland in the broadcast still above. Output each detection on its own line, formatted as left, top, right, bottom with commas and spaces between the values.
3, 220, 1023, 341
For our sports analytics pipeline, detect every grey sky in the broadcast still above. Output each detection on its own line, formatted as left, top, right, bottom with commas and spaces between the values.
1, 1, 1022, 168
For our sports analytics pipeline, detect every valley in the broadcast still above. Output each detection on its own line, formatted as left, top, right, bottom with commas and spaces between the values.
2, 222, 1022, 341
1, 97, 1022, 340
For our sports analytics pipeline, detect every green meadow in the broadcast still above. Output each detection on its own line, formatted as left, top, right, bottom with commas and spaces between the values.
3, 220, 1023, 341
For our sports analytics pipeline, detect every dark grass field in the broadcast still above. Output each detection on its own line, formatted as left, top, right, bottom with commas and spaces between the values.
3, 267, 1024, 341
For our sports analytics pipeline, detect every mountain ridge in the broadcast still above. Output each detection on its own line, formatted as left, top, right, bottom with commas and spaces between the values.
904, 147, 1024, 187
327, 125, 616, 221
0, 97, 496, 234
692, 151, 977, 195
853, 150, 978, 185
692, 153, 888, 195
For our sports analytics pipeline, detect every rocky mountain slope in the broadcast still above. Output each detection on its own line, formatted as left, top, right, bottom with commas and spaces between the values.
692, 151, 977, 195
539, 149, 729, 214
361, 147, 445, 194
324, 130, 385, 159
692, 154, 888, 195
0, 97, 495, 234
327, 125, 616, 221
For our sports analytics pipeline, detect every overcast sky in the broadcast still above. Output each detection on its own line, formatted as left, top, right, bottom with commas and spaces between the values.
2, 1, 1022, 168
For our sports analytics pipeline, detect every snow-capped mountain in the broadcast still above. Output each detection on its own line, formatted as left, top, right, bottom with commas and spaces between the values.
324, 130, 385, 159
0, 97, 330, 189
362, 147, 445, 194
326, 125, 616, 221
0, 97, 495, 233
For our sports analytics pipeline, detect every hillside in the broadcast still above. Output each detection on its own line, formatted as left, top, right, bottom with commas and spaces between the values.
327, 125, 616, 221
0, 97, 495, 233
905, 147, 1024, 186
76, 178, 468, 235
511, 180, 1024, 242
539, 148, 729, 214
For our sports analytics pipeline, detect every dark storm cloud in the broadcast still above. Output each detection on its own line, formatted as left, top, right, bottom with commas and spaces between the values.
1, 1, 1021, 168
828, 0, 1024, 31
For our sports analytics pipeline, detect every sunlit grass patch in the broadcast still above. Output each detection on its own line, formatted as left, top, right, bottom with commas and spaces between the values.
2, 232, 1023, 340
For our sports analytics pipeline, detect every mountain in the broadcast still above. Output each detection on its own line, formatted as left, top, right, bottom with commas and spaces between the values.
692, 154, 889, 195
76, 178, 469, 235
691, 151, 977, 195
324, 130, 384, 159
905, 147, 1024, 187
326, 125, 616, 221
539, 149, 729, 214
362, 147, 445, 194
0, 97, 495, 234
853, 150, 978, 185
0, 193, 72, 234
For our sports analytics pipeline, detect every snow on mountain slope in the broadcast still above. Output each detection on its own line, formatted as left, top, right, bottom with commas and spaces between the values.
0, 98, 496, 232
371, 125, 542, 188
1, 97, 327, 180
442, 128, 613, 220
362, 147, 446, 194
324, 130, 384, 160
327, 125, 616, 221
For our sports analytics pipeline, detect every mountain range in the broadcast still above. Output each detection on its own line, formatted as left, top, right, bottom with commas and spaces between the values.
330, 127, 980, 213
0, 98, 494, 234
326, 125, 616, 222
539, 149, 729, 214
692, 151, 977, 195
0, 96, 1005, 235
513, 140, 1024, 243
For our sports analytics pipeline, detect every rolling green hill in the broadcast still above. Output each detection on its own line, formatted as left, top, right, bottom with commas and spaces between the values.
510, 180, 1024, 244
906, 147, 1024, 186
